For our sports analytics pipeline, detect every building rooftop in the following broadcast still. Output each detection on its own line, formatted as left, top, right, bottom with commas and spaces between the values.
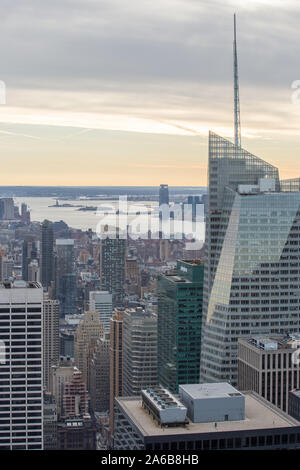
239, 334, 300, 351
290, 389, 300, 398
179, 383, 244, 400
0, 280, 42, 289
116, 392, 299, 437
56, 238, 74, 246
142, 386, 186, 412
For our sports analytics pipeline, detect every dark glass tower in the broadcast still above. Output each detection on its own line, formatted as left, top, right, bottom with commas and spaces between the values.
159, 184, 169, 206
41, 220, 54, 289
55, 239, 77, 317
157, 259, 204, 393
100, 235, 126, 309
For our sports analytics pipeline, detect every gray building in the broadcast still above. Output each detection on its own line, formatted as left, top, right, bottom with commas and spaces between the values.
179, 383, 245, 423
89, 290, 113, 332
22, 236, 38, 281
123, 308, 157, 397
90, 335, 110, 413
200, 132, 300, 385
113, 384, 300, 450
0, 198, 14, 220
289, 389, 300, 421
43, 392, 57, 450
55, 239, 77, 317
238, 334, 300, 412
159, 184, 169, 206
43, 298, 60, 391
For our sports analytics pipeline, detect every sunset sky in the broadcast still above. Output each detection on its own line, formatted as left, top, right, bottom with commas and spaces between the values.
1, 0, 300, 186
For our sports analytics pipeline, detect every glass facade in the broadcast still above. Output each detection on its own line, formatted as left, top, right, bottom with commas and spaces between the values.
55, 240, 77, 317
200, 132, 300, 384
157, 260, 204, 393
100, 236, 126, 309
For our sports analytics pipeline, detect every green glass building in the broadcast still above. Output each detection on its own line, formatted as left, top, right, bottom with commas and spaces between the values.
157, 260, 204, 393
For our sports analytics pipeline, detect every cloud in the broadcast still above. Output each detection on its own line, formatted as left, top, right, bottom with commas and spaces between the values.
0, 0, 300, 140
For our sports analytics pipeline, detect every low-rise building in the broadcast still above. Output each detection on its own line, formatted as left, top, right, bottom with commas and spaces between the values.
113, 383, 300, 450
238, 334, 300, 412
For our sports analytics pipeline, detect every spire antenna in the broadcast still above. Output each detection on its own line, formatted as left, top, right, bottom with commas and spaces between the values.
233, 13, 241, 148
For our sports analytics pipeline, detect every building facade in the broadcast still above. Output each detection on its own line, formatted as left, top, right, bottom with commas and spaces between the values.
158, 260, 204, 393
109, 309, 124, 435
238, 335, 300, 412
55, 239, 77, 317
90, 334, 110, 413
74, 310, 105, 388
0, 280, 43, 450
89, 290, 113, 332
113, 386, 300, 450
100, 236, 126, 309
41, 220, 54, 290
200, 132, 300, 385
123, 307, 157, 397
43, 298, 60, 391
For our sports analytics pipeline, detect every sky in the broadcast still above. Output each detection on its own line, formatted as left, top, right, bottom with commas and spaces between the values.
1, 0, 300, 186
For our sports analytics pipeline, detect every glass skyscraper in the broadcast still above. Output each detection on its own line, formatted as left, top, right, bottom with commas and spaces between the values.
55, 239, 77, 317
100, 235, 126, 309
200, 132, 300, 385
41, 220, 54, 290
158, 260, 204, 393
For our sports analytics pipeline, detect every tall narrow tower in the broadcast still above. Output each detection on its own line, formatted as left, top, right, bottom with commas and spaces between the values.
233, 13, 241, 148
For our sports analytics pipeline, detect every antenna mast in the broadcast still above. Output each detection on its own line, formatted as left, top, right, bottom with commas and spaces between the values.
233, 13, 241, 148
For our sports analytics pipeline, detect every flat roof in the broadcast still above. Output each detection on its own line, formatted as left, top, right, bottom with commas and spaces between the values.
179, 383, 244, 399
56, 239, 74, 245
0, 280, 42, 289
239, 335, 300, 351
116, 392, 299, 437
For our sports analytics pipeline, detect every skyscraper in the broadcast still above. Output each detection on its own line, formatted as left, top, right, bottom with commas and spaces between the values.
109, 309, 124, 435
200, 132, 300, 385
0, 198, 14, 220
158, 260, 204, 393
89, 290, 113, 332
90, 334, 110, 413
100, 235, 126, 309
41, 220, 54, 290
0, 280, 43, 450
22, 236, 37, 281
43, 298, 60, 391
50, 361, 76, 417
62, 369, 89, 418
238, 334, 300, 412
55, 239, 77, 317
74, 310, 105, 387
159, 184, 169, 206
123, 307, 157, 396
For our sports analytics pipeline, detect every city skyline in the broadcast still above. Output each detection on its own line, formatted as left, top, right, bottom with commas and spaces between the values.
1, 1, 300, 185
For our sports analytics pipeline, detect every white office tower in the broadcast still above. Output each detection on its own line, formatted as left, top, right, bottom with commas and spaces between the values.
0, 280, 43, 450
89, 291, 113, 332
